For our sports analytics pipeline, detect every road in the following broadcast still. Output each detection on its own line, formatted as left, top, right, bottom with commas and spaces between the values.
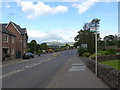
2, 49, 76, 88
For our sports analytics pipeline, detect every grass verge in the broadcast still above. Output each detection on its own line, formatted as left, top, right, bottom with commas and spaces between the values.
100, 60, 120, 70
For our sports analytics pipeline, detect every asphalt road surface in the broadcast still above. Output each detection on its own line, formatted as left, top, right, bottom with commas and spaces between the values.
2, 49, 76, 88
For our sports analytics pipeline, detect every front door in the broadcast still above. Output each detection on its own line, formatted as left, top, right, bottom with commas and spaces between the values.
2, 48, 9, 61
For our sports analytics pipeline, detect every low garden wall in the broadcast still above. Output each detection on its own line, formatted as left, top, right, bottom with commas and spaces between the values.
87, 58, 120, 88
92, 55, 120, 61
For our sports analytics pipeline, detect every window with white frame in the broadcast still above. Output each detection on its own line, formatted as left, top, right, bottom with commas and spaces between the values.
3, 35, 9, 43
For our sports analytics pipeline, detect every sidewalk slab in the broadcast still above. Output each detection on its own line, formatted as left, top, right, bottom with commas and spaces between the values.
47, 55, 109, 88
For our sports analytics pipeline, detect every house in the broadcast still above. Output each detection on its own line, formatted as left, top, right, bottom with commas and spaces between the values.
1, 24, 16, 60
1, 21, 28, 61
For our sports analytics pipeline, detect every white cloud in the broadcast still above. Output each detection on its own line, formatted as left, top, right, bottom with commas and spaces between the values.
0, 2, 10, 8
72, 0, 119, 14
18, 1, 68, 19
27, 29, 118, 43
6, 2, 10, 8
72, 0, 99, 14
3, 0, 119, 2
27, 29, 78, 43
0, 2, 1, 7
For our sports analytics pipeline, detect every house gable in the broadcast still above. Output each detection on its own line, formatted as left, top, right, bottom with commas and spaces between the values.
6, 21, 21, 35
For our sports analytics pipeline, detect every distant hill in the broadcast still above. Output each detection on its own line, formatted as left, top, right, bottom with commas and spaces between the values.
45, 42, 74, 46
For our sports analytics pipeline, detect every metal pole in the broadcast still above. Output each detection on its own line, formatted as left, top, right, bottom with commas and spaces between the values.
95, 29, 97, 76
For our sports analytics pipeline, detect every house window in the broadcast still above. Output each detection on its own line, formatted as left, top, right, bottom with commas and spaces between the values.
12, 37, 14, 44
12, 49, 14, 55
3, 35, 8, 43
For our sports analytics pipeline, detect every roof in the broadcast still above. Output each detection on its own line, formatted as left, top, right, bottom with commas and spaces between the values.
0, 24, 16, 37
11, 21, 27, 35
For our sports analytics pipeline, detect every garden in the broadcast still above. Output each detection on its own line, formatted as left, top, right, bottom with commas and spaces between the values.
77, 47, 120, 71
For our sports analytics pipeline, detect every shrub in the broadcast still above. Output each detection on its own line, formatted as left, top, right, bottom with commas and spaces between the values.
82, 53, 91, 57
6, 53, 10, 57
37, 50, 41, 55
77, 47, 84, 56
107, 48, 116, 54
98, 51, 111, 55
89, 53, 102, 59
27, 48, 34, 53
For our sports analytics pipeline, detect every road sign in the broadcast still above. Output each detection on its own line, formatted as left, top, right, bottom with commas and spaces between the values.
90, 27, 96, 32
81, 44, 87, 49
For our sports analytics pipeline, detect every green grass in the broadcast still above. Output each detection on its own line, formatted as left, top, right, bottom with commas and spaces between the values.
100, 60, 120, 70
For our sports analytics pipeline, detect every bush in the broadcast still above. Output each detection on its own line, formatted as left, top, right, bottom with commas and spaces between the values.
89, 53, 102, 59
27, 48, 34, 53
6, 53, 10, 57
77, 47, 84, 56
37, 50, 41, 55
82, 53, 91, 57
107, 48, 116, 54
98, 51, 111, 56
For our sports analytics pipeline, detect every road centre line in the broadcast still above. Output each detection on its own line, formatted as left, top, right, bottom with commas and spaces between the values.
2, 56, 55, 78
2, 62, 42, 78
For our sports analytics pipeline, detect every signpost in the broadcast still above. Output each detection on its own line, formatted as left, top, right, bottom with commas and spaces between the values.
90, 26, 98, 76
81, 44, 87, 49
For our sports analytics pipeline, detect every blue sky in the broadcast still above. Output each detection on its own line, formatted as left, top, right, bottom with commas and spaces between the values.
0, 1, 118, 43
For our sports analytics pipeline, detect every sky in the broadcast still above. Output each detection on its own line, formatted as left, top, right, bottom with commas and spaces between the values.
0, 0, 118, 44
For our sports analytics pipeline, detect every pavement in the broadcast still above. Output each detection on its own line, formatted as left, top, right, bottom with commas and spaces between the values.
47, 55, 109, 88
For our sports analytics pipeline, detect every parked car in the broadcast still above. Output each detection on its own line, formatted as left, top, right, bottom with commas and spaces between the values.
23, 52, 34, 59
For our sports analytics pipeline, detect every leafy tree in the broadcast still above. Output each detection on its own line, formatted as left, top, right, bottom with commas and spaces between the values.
103, 35, 118, 46
74, 18, 100, 54
118, 40, 120, 48
28, 40, 37, 53
40, 43, 48, 50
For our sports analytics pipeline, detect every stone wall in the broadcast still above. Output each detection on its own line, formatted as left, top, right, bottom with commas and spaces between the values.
87, 58, 120, 88
92, 55, 120, 61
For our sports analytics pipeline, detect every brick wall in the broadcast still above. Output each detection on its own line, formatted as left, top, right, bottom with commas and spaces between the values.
2, 33, 16, 60
7, 23, 22, 52
7, 23, 23, 58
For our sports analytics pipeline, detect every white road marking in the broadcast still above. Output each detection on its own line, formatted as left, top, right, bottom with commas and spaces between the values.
2, 57, 55, 78
2, 70, 18, 78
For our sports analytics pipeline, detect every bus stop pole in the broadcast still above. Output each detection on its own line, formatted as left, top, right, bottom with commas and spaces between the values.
95, 28, 98, 76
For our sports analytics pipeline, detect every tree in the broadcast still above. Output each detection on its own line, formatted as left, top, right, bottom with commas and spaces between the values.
28, 40, 37, 53
40, 43, 48, 50
118, 40, 120, 48
104, 35, 118, 46
74, 18, 100, 54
